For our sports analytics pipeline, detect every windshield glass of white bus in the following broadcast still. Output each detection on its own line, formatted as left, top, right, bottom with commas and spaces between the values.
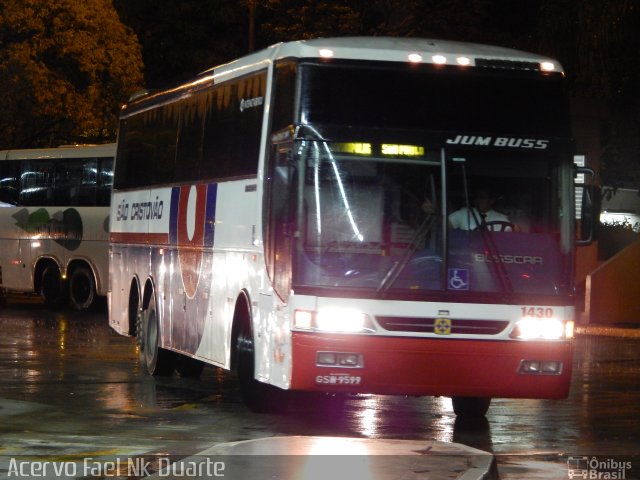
294, 141, 444, 292
291, 142, 572, 298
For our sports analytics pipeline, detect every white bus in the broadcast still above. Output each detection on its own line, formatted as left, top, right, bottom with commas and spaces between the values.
0, 143, 115, 310
109, 38, 593, 415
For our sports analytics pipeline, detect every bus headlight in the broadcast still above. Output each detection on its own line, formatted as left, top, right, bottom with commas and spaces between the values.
294, 308, 375, 333
510, 318, 566, 340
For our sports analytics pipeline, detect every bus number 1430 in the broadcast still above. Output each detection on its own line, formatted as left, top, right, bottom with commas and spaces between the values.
521, 307, 555, 318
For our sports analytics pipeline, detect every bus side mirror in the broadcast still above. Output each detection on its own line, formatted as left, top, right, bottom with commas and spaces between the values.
575, 166, 597, 246
577, 184, 597, 245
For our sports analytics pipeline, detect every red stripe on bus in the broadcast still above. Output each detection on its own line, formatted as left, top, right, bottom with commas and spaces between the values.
109, 232, 169, 244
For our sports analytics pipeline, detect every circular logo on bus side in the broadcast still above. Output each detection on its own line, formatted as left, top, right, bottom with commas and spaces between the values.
177, 185, 207, 298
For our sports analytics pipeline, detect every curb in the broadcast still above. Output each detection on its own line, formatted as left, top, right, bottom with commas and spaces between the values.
576, 325, 640, 338
146, 436, 497, 480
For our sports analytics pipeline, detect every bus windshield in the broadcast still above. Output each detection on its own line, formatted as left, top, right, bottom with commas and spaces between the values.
290, 140, 572, 299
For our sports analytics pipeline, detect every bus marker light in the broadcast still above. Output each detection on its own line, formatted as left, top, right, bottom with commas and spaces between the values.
319, 48, 334, 58
565, 320, 575, 339
408, 53, 423, 63
540, 61, 555, 72
456, 56, 471, 66
432, 55, 447, 65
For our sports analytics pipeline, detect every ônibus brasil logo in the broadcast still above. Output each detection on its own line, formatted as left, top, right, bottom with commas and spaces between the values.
567, 456, 633, 479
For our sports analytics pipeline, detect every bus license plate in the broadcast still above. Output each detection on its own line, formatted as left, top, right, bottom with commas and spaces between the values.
316, 374, 361, 385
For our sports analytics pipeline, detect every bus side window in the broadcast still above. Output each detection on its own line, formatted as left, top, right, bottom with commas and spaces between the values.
0, 161, 19, 206
51, 158, 98, 207
96, 158, 113, 207
20, 160, 52, 206
176, 95, 204, 183
54, 162, 70, 205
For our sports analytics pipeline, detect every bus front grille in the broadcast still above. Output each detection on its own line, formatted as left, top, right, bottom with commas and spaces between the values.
376, 316, 509, 335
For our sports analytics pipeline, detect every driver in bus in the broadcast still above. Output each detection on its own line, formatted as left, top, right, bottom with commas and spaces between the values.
448, 187, 513, 231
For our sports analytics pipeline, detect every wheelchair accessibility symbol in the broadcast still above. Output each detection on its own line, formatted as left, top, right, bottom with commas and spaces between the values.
448, 269, 469, 290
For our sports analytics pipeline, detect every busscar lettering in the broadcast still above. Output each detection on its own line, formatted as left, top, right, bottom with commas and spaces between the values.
446, 135, 549, 150
474, 253, 543, 265
116, 197, 164, 222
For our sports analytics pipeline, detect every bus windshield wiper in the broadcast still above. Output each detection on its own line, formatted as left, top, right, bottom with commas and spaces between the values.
377, 214, 437, 294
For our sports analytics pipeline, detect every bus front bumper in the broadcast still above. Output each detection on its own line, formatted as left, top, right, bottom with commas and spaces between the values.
290, 332, 573, 399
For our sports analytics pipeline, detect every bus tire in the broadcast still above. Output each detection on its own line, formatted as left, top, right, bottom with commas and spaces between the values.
139, 292, 175, 376
236, 322, 287, 413
40, 264, 68, 308
68, 266, 96, 311
451, 396, 491, 417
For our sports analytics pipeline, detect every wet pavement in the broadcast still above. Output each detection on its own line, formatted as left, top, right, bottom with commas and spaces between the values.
0, 294, 639, 479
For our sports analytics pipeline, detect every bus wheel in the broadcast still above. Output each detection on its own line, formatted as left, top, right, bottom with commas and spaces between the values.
451, 397, 491, 417
40, 264, 68, 308
68, 266, 96, 311
236, 323, 287, 413
139, 293, 175, 376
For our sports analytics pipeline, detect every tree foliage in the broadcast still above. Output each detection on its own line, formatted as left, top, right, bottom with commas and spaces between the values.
0, 0, 144, 148
535, 0, 640, 187
259, 0, 363, 44
114, 0, 247, 89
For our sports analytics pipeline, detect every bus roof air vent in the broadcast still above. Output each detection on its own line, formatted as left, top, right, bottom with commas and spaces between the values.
475, 58, 541, 71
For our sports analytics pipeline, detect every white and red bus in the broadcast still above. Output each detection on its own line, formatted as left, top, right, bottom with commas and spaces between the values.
109, 38, 593, 416
0, 143, 115, 310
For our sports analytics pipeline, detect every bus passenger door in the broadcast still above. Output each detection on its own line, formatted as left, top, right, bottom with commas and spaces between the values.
1, 236, 28, 291
266, 143, 294, 303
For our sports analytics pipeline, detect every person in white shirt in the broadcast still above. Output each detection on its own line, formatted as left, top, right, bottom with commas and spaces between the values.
448, 187, 513, 231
